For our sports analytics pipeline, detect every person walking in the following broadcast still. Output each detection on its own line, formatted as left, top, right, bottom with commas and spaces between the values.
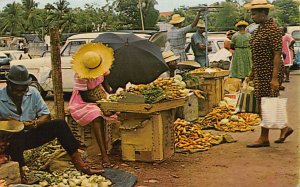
230, 20, 252, 82
69, 43, 118, 168
281, 26, 295, 82
0, 65, 102, 183
191, 20, 211, 67
19, 47, 32, 60
244, 0, 293, 148
166, 10, 202, 62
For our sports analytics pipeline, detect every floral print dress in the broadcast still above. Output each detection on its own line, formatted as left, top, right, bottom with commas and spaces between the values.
249, 18, 283, 103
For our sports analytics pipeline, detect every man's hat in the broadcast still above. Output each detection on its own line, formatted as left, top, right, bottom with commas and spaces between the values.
5, 65, 32, 85
71, 43, 114, 79
196, 20, 205, 28
235, 20, 249, 27
169, 14, 185, 25
244, 0, 274, 9
162, 51, 180, 63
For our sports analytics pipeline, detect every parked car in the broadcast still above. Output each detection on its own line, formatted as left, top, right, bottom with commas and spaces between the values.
0, 50, 24, 79
294, 40, 300, 65
9, 32, 154, 97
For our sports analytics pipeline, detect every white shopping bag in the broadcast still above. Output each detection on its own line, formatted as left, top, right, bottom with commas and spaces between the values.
259, 97, 288, 129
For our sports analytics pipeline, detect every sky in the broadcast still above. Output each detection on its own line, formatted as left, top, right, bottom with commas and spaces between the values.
0, 0, 243, 12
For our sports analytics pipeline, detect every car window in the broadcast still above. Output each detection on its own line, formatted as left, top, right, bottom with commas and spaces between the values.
61, 40, 86, 56
294, 42, 300, 47
217, 41, 224, 49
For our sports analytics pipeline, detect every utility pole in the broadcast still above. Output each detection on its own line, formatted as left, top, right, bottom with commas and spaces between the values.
189, 5, 223, 67
138, 0, 145, 31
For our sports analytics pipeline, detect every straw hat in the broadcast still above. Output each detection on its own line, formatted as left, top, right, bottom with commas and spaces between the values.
196, 20, 205, 28
226, 30, 236, 36
162, 51, 180, 62
235, 20, 249, 27
177, 61, 201, 68
244, 0, 274, 9
169, 14, 185, 25
71, 43, 114, 79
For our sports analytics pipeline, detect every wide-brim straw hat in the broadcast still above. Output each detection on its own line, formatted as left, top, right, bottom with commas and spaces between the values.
169, 14, 185, 25
162, 51, 180, 62
196, 20, 205, 28
244, 0, 274, 9
0, 120, 24, 132
71, 43, 114, 79
177, 61, 201, 68
235, 20, 249, 27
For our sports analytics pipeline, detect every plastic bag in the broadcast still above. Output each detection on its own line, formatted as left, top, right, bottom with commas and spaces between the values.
259, 97, 288, 129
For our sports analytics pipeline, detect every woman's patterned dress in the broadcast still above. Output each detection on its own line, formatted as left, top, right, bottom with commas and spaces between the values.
249, 18, 283, 104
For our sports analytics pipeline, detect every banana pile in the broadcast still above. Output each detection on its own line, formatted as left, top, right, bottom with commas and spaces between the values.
196, 105, 261, 132
174, 119, 223, 152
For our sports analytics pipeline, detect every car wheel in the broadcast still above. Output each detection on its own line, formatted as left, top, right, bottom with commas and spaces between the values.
30, 81, 47, 98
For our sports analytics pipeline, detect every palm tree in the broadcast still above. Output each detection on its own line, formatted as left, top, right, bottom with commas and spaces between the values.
21, 0, 39, 33
0, 2, 24, 35
46, 0, 71, 30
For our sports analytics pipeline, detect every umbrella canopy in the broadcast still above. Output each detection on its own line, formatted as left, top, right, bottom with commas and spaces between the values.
93, 32, 169, 91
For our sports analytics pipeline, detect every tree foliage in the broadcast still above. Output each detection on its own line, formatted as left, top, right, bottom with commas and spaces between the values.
271, 0, 300, 26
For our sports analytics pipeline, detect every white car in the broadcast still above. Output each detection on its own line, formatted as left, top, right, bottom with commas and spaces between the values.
10, 32, 152, 97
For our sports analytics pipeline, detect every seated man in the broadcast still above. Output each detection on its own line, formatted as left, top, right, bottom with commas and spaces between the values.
0, 65, 102, 183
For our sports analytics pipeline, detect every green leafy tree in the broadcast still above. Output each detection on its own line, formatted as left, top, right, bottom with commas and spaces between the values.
46, 0, 71, 30
142, 0, 159, 29
271, 0, 300, 26
115, 0, 140, 29
0, 2, 24, 35
21, 0, 40, 33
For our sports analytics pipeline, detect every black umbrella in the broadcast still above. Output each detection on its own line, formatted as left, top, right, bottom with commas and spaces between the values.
93, 32, 169, 91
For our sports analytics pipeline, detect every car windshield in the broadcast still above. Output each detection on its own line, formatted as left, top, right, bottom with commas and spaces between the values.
61, 40, 87, 56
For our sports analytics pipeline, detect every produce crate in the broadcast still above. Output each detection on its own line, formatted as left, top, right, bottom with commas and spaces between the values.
119, 109, 176, 162
66, 114, 118, 156
176, 93, 199, 121
189, 70, 230, 78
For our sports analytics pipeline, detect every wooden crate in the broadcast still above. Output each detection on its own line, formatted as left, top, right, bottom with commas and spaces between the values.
120, 109, 175, 162
197, 77, 225, 116
97, 97, 187, 114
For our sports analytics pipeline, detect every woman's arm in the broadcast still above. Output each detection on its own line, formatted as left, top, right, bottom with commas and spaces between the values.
270, 51, 281, 91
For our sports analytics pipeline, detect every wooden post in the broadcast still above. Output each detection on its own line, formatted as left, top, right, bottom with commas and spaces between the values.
50, 27, 65, 119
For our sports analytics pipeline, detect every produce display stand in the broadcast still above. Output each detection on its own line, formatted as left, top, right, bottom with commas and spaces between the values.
188, 70, 230, 116
97, 97, 188, 162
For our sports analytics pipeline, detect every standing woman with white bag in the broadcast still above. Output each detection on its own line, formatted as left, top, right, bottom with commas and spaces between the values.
244, 0, 293, 148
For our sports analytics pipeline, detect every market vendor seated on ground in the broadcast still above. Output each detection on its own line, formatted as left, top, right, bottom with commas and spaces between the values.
0, 65, 102, 184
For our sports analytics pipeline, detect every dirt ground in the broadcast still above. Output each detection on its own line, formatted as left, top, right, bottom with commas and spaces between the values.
36, 70, 300, 187
97, 70, 299, 187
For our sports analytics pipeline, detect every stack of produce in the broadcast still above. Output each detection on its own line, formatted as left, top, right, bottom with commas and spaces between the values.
196, 105, 261, 132
0, 180, 7, 187
24, 168, 111, 187
109, 75, 194, 103
174, 119, 224, 152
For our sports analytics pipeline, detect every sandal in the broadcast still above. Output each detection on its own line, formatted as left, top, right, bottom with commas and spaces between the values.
246, 141, 270, 148
274, 127, 294, 143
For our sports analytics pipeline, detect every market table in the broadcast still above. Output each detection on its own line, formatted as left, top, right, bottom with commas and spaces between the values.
97, 97, 188, 162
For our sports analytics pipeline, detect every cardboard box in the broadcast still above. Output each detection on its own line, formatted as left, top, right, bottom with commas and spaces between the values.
176, 93, 199, 121
120, 110, 175, 162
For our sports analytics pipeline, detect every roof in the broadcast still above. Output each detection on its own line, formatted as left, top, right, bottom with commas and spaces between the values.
23, 34, 43, 43
160, 12, 173, 17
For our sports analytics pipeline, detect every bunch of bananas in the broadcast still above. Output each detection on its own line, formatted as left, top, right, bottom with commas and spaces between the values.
174, 119, 223, 152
